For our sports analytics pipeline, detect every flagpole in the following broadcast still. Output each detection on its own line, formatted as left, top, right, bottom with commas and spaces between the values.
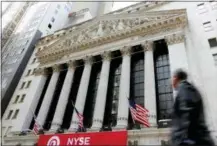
128, 97, 136, 125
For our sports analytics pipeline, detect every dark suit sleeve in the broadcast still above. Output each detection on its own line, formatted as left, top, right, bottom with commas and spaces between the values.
175, 87, 196, 144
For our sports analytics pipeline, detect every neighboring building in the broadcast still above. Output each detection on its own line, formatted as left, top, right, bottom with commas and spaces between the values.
1, 2, 74, 116
1, 2, 31, 48
2, 1, 217, 145
64, 2, 113, 28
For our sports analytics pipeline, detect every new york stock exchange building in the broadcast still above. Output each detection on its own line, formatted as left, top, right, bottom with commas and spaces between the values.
2, 2, 217, 146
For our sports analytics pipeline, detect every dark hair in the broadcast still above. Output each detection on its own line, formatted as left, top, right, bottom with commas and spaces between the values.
173, 68, 188, 81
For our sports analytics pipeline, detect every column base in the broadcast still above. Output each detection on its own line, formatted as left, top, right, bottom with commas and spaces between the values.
113, 125, 127, 131
88, 127, 100, 132
67, 126, 79, 133
49, 123, 61, 133
45, 130, 56, 134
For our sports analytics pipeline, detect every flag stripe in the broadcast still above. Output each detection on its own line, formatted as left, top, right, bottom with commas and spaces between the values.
129, 100, 150, 127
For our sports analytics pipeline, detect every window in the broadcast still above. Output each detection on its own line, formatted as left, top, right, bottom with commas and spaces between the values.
7, 58, 18, 64
213, 54, 217, 66
17, 48, 25, 54
26, 81, 32, 88
32, 58, 36, 64
9, 51, 15, 57
64, 5, 69, 12
111, 63, 122, 126
2, 79, 8, 89
26, 69, 31, 76
57, 4, 60, 9
5, 68, 12, 73
32, 68, 37, 75
12, 109, 19, 119
197, 3, 208, 13
130, 53, 144, 106
14, 95, 20, 104
2, 127, 6, 136
203, 21, 213, 31
6, 110, 13, 119
48, 23, 52, 29
55, 9, 58, 14
20, 82, 26, 89
3, 54, 8, 60
5, 126, 12, 136
208, 38, 217, 48
20, 94, 26, 103
51, 17, 55, 22
155, 54, 173, 120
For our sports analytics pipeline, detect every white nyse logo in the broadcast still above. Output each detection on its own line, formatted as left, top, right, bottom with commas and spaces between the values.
47, 136, 60, 146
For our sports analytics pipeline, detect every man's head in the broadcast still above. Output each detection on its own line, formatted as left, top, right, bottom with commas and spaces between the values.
172, 69, 188, 89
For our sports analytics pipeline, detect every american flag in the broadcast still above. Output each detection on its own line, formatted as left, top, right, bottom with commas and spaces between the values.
30, 109, 42, 135
74, 107, 84, 128
129, 99, 150, 127
33, 120, 40, 135
71, 101, 84, 128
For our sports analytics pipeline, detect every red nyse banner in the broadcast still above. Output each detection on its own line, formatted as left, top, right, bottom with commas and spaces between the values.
37, 131, 127, 146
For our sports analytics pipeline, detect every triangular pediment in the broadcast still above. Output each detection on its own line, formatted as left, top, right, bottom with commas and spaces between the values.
36, 9, 187, 64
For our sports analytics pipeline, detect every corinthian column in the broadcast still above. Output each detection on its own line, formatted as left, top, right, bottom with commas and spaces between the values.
165, 33, 189, 99
50, 61, 76, 131
69, 56, 93, 131
142, 41, 157, 127
91, 52, 111, 130
116, 46, 131, 129
36, 64, 61, 128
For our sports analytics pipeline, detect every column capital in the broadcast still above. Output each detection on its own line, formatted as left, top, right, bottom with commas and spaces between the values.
101, 51, 112, 61
83, 56, 94, 65
52, 64, 62, 72
141, 41, 153, 51
35, 68, 48, 76
165, 33, 185, 45
120, 46, 132, 56
67, 60, 77, 69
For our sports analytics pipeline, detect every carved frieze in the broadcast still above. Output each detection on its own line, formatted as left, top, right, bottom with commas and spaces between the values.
36, 9, 187, 65
165, 33, 185, 45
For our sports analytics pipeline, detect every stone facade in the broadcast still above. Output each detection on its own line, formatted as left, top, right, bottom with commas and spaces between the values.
2, 2, 217, 145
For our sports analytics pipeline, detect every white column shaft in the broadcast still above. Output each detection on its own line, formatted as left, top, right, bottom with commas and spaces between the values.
168, 42, 189, 74
50, 68, 75, 130
116, 55, 131, 128
168, 42, 189, 98
144, 50, 157, 127
36, 71, 60, 126
69, 63, 92, 130
91, 60, 110, 129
